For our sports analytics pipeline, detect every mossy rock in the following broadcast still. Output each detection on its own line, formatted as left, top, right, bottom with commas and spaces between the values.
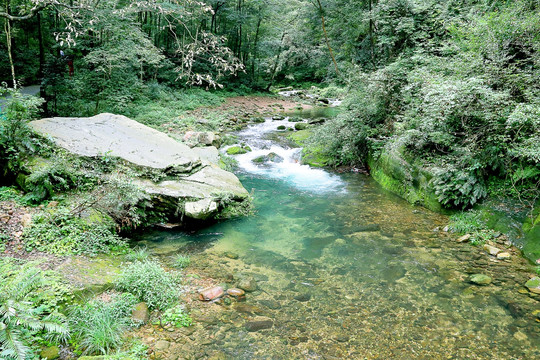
525, 277, 540, 294
287, 130, 313, 147
288, 116, 303, 123
277, 125, 286, 130
226, 146, 248, 155
294, 123, 309, 131
40, 346, 60, 360
367, 144, 444, 213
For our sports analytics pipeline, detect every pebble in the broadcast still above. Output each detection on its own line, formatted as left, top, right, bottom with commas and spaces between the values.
456, 234, 471, 243
226, 288, 245, 297
155, 340, 170, 350
483, 244, 502, 256
245, 318, 273, 332
237, 277, 258, 292
469, 274, 492, 285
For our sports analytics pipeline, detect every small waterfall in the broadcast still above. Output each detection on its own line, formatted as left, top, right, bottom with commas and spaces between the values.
223, 117, 345, 193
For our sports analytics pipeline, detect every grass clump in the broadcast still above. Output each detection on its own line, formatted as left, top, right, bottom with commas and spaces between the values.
69, 293, 138, 356
173, 254, 190, 269
115, 260, 181, 310
125, 247, 151, 262
448, 209, 500, 246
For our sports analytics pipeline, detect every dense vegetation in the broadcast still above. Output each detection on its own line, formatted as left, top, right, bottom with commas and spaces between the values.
1, 0, 539, 358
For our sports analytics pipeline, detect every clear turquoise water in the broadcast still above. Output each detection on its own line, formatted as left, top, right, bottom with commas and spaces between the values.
138, 114, 540, 359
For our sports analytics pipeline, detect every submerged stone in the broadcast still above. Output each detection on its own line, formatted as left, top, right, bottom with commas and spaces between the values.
470, 274, 492, 285
245, 318, 273, 332
525, 277, 540, 294
199, 286, 225, 301
237, 276, 258, 292
227, 288, 245, 297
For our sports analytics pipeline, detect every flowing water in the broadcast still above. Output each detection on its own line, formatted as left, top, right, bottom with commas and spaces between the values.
137, 111, 539, 359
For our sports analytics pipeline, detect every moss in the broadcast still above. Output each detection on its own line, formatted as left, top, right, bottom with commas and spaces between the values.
302, 149, 332, 168
367, 149, 444, 213
287, 129, 313, 147
226, 146, 248, 155
523, 203, 540, 263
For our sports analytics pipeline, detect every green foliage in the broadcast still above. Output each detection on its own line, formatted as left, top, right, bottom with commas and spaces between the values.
173, 254, 190, 270
0, 186, 22, 202
0, 86, 45, 177
23, 207, 127, 256
107, 341, 148, 360
448, 210, 484, 234
115, 261, 181, 310
68, 293, 138, 356
431, 166, 487, 209
448, 210, 499, 246
125, 247, 151, 262
0, 258, 70, 360
218, 155, 239, 172
159, 305, 192, 328
22, 158, 86, 204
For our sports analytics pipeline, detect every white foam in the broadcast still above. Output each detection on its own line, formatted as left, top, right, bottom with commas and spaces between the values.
225, 119, 345, 194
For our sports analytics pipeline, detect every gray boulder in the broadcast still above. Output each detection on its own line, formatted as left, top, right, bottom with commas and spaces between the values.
30, 114, 249, 223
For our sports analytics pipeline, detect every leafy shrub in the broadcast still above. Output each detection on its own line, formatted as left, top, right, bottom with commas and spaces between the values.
448, 210, 484, 234
0, 258, 70, 360
0, 86, 45, 177
69, 293, 138, 356
159, 305, 192, 328
115, 260, 181, 310
23, 207, 127, 256
0, 186, 22, 202
431, 166, 487, 209
22, 159, 86, 204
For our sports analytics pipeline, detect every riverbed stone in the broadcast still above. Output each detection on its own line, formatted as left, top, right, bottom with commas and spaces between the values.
456, 234, 471, 243
483, 244, 502, 256
237, 276, 258, 292
227, 288, 245, 297
525, 277, 540, 294
132, 302, 150, 324
496, 252, 511, 260
155, 340, 170, 350
224, 251, 239, 259
245, 318, 273, 332
294, 293, 312, 302
470, 274, 492, 285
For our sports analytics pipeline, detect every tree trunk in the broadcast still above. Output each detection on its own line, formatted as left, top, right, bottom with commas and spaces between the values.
3, 16, 16, 87
315, 0, 339, 76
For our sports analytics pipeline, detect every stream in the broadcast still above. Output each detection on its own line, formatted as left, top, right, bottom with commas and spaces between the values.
136, 108, 539, 359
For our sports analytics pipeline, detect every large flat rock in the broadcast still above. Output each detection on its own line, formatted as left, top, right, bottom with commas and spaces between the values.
30, 113, 200, 172
30, 113, 249, 221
